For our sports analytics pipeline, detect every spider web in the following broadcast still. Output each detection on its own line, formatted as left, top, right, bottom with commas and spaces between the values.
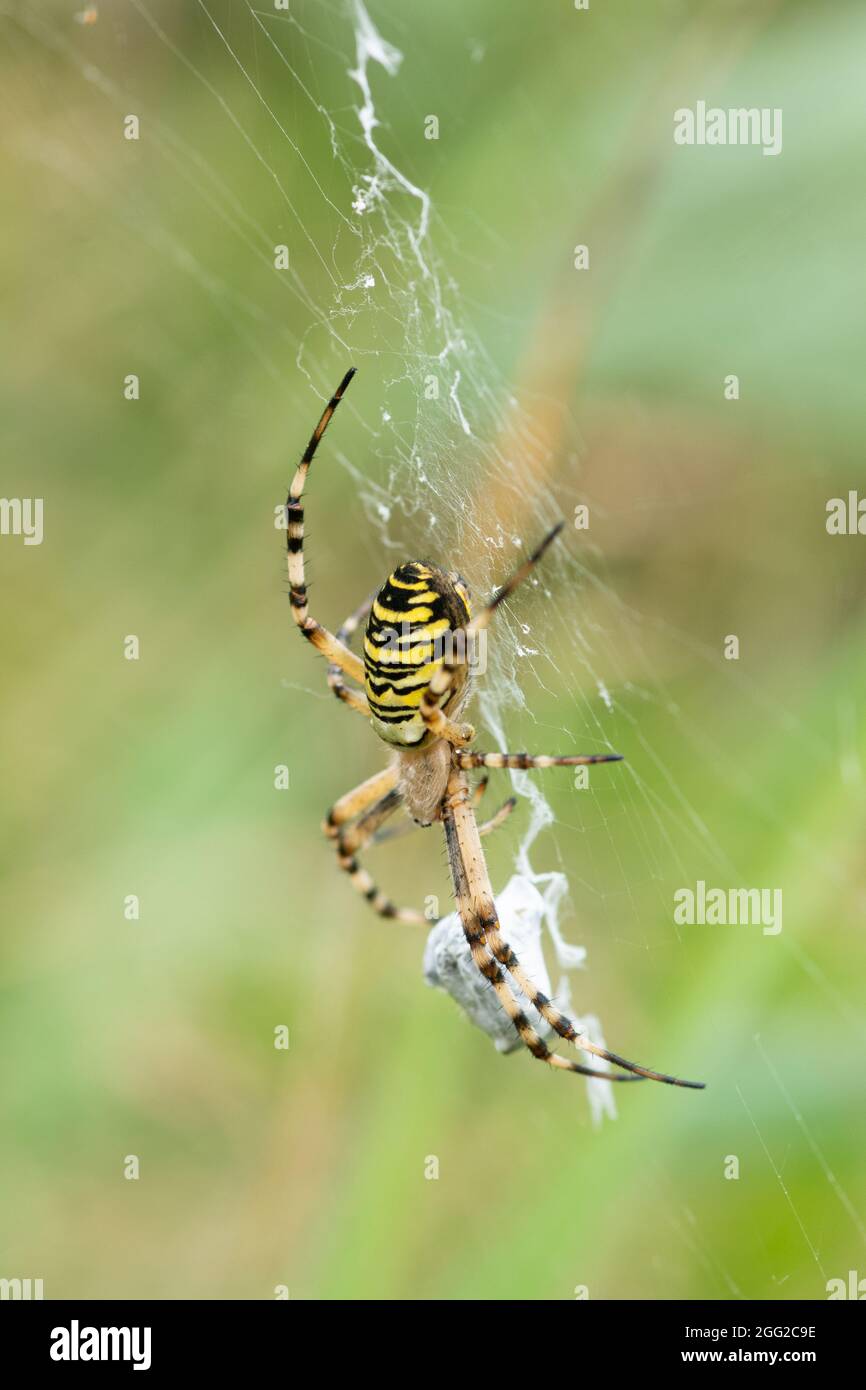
6, 0, 866, 1306
247, 0, 738, 1120
4, 0, 785, 1110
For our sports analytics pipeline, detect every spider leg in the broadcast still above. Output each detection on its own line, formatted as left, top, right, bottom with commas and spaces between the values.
443, 766, 705, 1089
441, 768, 642, 1083
286, 368, 365, 682
469, 521, 566, 634
471, 775, 490, 808
371, 818, 418, 847
372, 777, 509, 843
457, 750, 623, 770
322, 764, 399, 839
478, 796, 517, 837
334, 789, 431, 924
323, 764, 432, 924
328, 593, 374, 719
418, 697, 475, 747
417, 524, 566, 746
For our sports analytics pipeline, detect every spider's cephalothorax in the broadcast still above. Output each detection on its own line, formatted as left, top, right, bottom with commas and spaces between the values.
364, 561, 471, 749
285, 368, 705, 1092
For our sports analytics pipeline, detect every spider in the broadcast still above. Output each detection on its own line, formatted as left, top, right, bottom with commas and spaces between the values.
286, 368, 705, 1091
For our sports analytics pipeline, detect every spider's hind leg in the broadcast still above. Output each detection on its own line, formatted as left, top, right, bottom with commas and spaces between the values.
417, 524, 565, 747
285, 368, 365, 683
327, 593, 374, 719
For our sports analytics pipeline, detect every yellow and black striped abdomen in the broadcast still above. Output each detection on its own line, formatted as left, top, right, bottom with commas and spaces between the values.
364, 561, 471, 747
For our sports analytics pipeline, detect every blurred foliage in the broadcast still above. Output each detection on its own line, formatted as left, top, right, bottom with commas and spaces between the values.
0, 0, 864, 1300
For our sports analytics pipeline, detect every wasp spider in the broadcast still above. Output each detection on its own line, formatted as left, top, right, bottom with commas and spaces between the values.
286, 369, 704, 1090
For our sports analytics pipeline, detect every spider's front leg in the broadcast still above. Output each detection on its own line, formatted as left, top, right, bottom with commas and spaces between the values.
322, 765, 399, 839
333, 793, 432, 924
441, 767, 642, 1083
441, 765, 705, 1089
323, 764, 433, 924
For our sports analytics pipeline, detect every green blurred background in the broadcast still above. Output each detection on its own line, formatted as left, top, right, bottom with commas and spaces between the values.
1, 0, 864, 1300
